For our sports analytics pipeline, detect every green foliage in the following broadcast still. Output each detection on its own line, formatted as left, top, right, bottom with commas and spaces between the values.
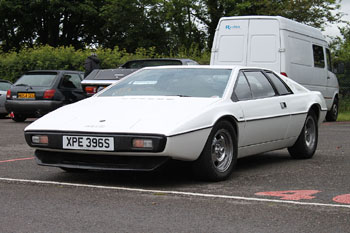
0, 0, 342, 54
0, 45, 210, 83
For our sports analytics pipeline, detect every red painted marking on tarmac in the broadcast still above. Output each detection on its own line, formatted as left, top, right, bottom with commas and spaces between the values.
255, 190, 320, 201
0, 157, 34, 164
333, 194, 350, 204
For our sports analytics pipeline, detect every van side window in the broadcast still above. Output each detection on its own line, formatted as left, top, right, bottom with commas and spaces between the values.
326, 48, 332, 72
312, 45, 325, 68
243, 71, 276, 98
265, 72, 292, 95
234, 72, 252, 101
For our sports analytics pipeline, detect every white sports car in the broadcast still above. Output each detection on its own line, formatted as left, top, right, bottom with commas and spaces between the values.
24, 66, 327, 181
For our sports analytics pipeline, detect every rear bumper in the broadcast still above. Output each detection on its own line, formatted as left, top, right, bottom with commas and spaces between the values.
5, 100, 63, 116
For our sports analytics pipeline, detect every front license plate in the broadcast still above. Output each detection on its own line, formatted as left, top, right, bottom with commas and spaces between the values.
18, 93, 35, 99
63, 136, 114, 151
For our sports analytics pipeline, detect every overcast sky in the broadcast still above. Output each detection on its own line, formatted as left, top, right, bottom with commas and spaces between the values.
323, 0, 350, 40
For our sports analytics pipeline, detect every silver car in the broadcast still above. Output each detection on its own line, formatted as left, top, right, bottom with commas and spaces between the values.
0, 79, 12, 118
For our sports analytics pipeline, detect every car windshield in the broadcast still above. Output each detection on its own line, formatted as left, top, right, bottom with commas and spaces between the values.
122, 60, 182, 69
0, 82, 11, 91
15, 73, 57, 87
99, 68, 232, 98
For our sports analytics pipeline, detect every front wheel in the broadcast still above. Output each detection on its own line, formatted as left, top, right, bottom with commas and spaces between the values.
326, 98, 338, 122
193, 121, 237, 181
288, 110, 318, 159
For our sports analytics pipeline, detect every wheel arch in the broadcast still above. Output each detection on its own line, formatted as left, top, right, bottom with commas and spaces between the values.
214, 115, 239, 139
309, 103, 321, 121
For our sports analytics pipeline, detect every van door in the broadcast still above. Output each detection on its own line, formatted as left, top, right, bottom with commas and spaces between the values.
247, 19, 280, 72
211, 19, 249, 65
325, 48, 339, 109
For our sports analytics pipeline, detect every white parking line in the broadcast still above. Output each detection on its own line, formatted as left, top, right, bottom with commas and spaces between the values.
1, 177, 350, 209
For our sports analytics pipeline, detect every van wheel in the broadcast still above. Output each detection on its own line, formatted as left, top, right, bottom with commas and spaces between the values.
11, 113, 27, 122
326, 98, 338, 122
288, 110, 318, 159
192, 121, 237, 181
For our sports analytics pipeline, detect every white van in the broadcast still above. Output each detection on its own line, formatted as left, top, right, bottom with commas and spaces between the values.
210, 16, 339, 121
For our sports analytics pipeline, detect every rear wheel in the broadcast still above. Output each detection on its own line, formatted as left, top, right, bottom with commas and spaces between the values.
193, 120, 237, 181
288, 110, 318, 159
11, 113, 27, 122
326, 98, 338, 122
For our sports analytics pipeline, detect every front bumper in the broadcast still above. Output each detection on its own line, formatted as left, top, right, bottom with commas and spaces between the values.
5, 100, 63, 116
35, 150, 170, 171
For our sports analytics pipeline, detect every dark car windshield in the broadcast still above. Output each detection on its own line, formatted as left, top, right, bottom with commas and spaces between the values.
0, 82, 12, 91
15, 73, 57, 87
99, 68, 232, 98
121, 60, 183, 69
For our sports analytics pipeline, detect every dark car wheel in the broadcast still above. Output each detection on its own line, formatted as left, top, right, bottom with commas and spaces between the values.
325, 98, 338, 122
193, 120, 237, 181
11, 113, 27, 122
288, 110, 318, 159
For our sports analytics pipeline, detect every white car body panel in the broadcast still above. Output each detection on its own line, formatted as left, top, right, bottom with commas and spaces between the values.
25, 66, 327, 162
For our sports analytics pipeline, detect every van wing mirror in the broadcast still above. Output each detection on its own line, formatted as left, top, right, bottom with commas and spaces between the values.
334, 62, 345, 74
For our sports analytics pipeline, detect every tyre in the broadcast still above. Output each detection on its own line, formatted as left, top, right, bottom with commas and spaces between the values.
11, 113, 27, 122
325, 98, 338, 122
288, 110, 318, 159
193, 120, 237, 181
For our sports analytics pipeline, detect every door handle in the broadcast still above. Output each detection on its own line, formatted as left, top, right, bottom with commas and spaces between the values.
280, 102, 287, 109
327, 76, 331, 79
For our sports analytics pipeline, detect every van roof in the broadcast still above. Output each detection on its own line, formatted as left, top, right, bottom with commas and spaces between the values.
218, 16, 325, 41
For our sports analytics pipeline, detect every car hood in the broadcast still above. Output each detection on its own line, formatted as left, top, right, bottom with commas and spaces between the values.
25, 96, 221, 136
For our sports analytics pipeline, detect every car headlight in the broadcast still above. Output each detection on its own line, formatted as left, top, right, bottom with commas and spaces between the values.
132, 138, 153, 149
32, 135, 49, 145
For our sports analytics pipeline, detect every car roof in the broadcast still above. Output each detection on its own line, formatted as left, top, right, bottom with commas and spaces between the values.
0, 79, 12, 84
26, 70, 83, 74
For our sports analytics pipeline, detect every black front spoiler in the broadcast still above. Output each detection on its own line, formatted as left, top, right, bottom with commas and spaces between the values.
35, 150, 170, 171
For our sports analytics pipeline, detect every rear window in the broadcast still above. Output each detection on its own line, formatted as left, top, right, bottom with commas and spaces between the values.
122, 60, 182, 69
84, 69, 136, 80
15, 73, 57, 87
0, 82, 11, 91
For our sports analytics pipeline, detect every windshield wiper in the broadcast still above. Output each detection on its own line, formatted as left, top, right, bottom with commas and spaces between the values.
15, 83, 32, 89
167, 94, 191, 97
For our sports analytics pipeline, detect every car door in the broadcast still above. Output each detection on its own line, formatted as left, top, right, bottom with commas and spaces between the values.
59, 73, 86, 104
233, 70, 293, 149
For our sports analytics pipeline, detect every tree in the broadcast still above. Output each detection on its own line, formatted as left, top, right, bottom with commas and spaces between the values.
192, 0, 343, 47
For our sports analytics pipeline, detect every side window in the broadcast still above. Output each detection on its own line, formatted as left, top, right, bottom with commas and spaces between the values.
313, 45, 325, 68
61, 74, 82, 89
234, 72, 252, 101
326, 48, 332, 72
243, 71, 276, 98
265, 72, 292, 95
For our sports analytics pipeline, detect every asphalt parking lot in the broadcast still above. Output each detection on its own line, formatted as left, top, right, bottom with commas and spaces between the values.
0, 118, 350, 232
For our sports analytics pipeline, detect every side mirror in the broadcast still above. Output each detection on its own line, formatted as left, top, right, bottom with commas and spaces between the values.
334, 62, 345, 74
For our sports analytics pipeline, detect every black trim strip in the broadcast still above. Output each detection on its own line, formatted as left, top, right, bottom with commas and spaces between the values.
25, 131, 167, 153
242, 112, 307, 123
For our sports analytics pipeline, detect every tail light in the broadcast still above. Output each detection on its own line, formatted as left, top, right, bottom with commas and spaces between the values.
6, 89, 11, 99
43, 89, 56, 99
85, 86, 97, 95
280, 72, 288, 77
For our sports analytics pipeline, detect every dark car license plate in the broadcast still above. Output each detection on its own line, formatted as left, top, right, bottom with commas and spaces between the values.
18, 93, 35, 99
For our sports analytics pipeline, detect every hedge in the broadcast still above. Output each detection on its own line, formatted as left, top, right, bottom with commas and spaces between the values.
0, 45, 211, 83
